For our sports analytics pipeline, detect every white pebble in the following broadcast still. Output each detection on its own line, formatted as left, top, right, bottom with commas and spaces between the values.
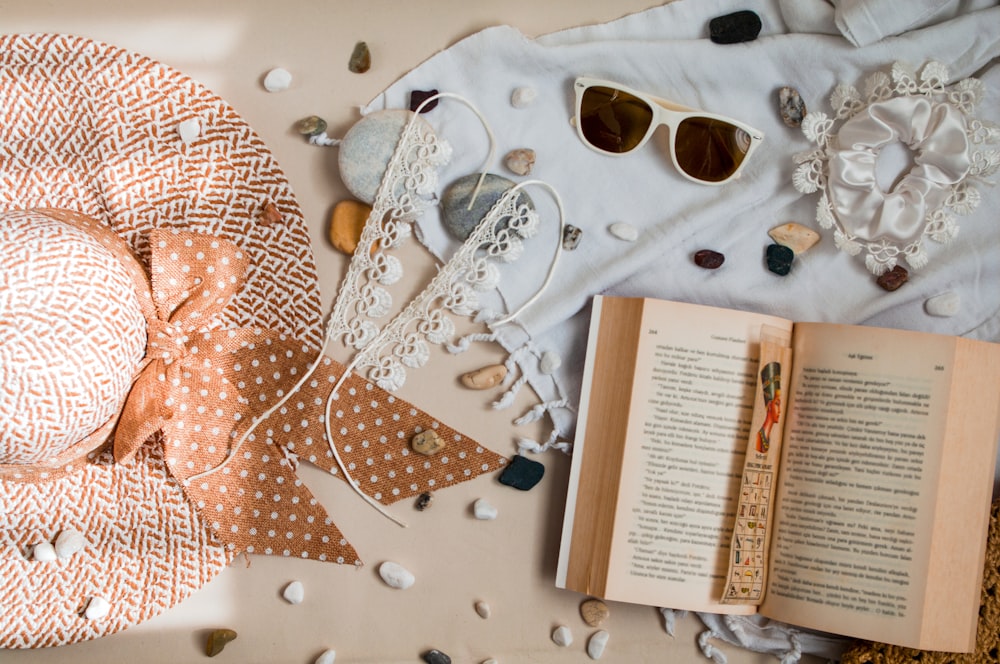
481, 660, 498, 664
924, 291, 960, 317
31, 541, 57, 562
282, 580, 304, 604
539, 351, 561, 375
608, 222, 638, 242
378, 561, 415, 589
84, 596, 111, 620
587, 630, 610, 660
263, 67, 292, 92
552, 625, 573, 647
315, 649, 336, 664
473, 498, 498, 520
475, 600, 492, 619
177, 118, 201, 144
54, 529, 85, 559
511, 86, 537, 108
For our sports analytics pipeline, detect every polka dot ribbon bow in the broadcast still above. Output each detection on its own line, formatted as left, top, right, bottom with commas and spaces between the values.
114, 230, 507, 565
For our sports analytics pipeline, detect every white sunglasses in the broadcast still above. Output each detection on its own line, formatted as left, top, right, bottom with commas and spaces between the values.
573, 77, 764, 185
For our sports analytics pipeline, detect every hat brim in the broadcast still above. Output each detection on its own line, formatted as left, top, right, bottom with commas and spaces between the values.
0, 33, 323, 647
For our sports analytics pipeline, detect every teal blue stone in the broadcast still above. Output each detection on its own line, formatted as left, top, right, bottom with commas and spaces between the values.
338, 109, 435, 204
440, 173, 533, 242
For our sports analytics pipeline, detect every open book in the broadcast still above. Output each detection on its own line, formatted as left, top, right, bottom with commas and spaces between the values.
556, 296, 1000, 653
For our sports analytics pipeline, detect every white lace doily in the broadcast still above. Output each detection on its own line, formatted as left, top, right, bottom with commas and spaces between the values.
792, 61, 1000, 275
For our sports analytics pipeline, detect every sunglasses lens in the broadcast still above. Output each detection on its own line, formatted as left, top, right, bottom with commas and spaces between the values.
674, 117, 753, 182
579, 85, 654, 154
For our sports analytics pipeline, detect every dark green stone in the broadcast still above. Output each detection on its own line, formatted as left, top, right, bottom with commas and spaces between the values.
499, 455, 544, 491
765, 243, 794, 276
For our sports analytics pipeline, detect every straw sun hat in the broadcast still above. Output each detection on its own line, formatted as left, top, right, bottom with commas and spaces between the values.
0, 33, 506, 648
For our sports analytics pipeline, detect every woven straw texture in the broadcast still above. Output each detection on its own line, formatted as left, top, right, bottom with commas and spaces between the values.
842, 500, 1000, 664
0, 33, 322, 647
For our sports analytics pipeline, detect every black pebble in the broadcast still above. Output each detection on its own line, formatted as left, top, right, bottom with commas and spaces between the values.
422, 649, 452, 664
499, 455, 545, 491
414, 492, 433, 511
709, 10, 762, 44
410, 89, 440, 113
765, 243, 794, 276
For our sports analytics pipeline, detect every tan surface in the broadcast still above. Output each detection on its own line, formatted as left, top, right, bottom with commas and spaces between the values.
4, 2, 793, 662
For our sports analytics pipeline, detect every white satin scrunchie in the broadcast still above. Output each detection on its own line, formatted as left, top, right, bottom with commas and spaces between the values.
827, 96, 970, 243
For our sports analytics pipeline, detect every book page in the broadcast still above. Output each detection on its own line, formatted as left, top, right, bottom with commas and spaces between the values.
603, 300, 793, 612
760, 323, 1000, 651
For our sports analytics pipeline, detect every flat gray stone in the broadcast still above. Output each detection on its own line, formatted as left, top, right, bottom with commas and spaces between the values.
925, 291, 960, 317
338, 109, 435, 204
440, 173, 532, 241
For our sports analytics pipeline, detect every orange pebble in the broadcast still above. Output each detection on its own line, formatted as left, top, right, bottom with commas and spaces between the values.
329, 200, 372, 255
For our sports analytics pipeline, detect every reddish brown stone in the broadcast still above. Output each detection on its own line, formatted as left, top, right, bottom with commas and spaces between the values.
876, 265, 909, 291
694, 249, 725, 269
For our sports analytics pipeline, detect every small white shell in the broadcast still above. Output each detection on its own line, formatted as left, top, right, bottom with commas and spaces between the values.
315, 649, 337, 664
263, 67, 292, 92
539, 351, 561, 375
552, 625, 573, 647
609, 222, 638, 242
31, 542, 57, 562
511, 86, 537, 108
475, 600, 492, 619
84, 596, 111, 620
378, 561, 415, 589
54, 529, 85, 559
587, 630, 610, 660
282, 580, 304, 604
473, 498, 498, 520
178, 118, 201, 144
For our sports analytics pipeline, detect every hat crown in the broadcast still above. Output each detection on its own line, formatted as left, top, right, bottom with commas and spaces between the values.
0, 210, 148, 465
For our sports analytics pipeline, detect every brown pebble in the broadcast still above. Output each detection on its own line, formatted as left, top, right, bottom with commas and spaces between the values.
693, 249, 725, 269
580, 598, 610, 627
329, 200, 372, 255
876, 265, 909, 291
349, 41, 371, 73
411, 429, 446, 456
460, 363, 507, 389
206, 628, 237, 657
410, 89, 439, 113
260, 202, 282, 226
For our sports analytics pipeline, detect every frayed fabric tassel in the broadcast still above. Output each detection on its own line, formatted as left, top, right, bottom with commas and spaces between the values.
779, 634, 803, 664
446, 331, 499, 354
515, 432, 571, 455
659, 608, 687, 637
513, 399, 567, 426
492, 373, 528, 410
698, 629, 728, 664
308, 133, 341, 147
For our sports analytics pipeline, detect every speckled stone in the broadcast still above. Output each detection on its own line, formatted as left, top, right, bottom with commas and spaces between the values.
410, 89, 439, 113
338, 109, 436, 204
411, 429, 445, 456
876, 265, 909, 291
348, 41, 371, 73
563, 224, 583, 250
580, 598, 610, 627
778, 87, 807, 128
295, 115, 328, 137
440, 173, 533, 242
694, 249, 725, 269
925, 291, 960, 317
709, 10, 762, 44
498, 454, 544, 491
504, 148, 535, 176
765, 243, 794, 276
415, 492, 434, 511
422, 649, 452, 664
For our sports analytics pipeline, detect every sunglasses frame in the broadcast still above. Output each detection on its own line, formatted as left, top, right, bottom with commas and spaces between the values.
573, 76, 765, 185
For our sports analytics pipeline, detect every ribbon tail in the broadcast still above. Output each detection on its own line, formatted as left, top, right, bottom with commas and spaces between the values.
114, 360, 171, 463
176, 439, 362, 565
261, 354, 509, 506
